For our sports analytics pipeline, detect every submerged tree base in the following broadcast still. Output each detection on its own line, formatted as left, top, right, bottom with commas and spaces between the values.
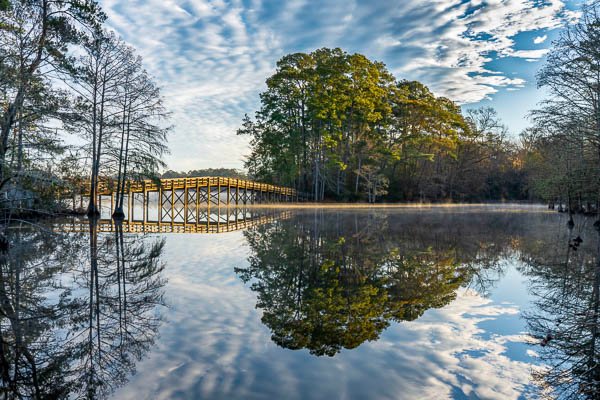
112, 209, 125, 221
87, 203, 100, 218
0, 233, 9, 252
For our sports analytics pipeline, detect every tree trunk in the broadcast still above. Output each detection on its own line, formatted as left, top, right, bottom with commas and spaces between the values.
355, 156, 362, 195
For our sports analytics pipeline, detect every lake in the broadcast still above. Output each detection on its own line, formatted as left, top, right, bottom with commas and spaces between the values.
2, 205, 599, 399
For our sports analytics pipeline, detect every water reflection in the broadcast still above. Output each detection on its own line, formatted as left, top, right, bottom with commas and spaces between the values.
60, 207, 291, 234
0, 219, 166, 398
522, 223, 600, 399
3, 207, 600, 399
236, 209, 600, 396
236, 210, 523, 356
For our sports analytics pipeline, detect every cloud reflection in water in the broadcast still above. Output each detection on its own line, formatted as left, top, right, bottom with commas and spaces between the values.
115, 209, 562, 399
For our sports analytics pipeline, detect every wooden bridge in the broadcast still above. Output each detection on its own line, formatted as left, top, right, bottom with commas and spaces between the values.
58, 208, 292, 234
77, 176, 305, 224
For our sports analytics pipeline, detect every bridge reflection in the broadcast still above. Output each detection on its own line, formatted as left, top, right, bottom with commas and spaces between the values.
59, 207, 292, 234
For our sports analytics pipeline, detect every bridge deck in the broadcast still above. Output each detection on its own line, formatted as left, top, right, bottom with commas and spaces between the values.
88, 176, 297, 197
75, 176, 304, 223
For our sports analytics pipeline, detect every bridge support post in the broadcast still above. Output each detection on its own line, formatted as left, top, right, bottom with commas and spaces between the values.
207, 181, 211, 207
184, 179, 188, 224
128, 184, 132, 223
227, 182, 231, 207
143, 182, 147, 224
207, 181, 211, 228
158, 185, 162, 224
218, 180, 222, 207
170, 184, 175, 223
196, 179, 200, 224
235, 181, 239, 206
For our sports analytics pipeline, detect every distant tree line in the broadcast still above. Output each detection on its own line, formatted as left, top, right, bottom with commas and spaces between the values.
0, 0, 169, 223
161, 168, 248, 179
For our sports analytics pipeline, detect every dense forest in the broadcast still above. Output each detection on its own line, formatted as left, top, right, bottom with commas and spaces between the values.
0, 0, 169, 223
239, 1, 600, 211
161, 168, 248, 179
238, 52, 517, 202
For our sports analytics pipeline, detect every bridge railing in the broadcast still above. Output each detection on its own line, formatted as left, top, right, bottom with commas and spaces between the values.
83, 176, 300, 197
74, 176, 310, 220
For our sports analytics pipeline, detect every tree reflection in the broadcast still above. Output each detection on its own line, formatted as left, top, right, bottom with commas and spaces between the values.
0, 220, 166, 399
0, 226, 82, 398
236, 210, 518, 356
523, 223, 600, 399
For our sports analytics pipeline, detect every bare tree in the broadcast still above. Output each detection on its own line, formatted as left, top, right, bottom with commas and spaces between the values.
112, 59, 169, 219
67, 31, 133, 216
532, 0, 600, 221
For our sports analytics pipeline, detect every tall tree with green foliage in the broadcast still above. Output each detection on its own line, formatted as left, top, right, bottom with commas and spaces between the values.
239, 48, 490, 202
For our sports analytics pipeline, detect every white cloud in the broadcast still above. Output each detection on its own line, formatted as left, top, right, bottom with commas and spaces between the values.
510, 49, 550, 58
98, 0, 572, 170
534, 34, 548, 44
375, 36, 402, 48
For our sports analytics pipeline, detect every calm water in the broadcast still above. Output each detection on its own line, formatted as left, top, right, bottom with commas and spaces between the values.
2, 205, 599, 399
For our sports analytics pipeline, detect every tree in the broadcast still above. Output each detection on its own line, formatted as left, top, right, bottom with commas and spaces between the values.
238, 49, 480, 202
112, 55, 169, 219
529, 0, 600, 220
68, 31, 130, 216
0, 0, 104, 196
66, 30, 168, 217
385, 81, 467, 200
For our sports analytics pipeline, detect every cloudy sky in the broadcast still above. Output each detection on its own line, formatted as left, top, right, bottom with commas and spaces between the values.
99, 0, 582, 172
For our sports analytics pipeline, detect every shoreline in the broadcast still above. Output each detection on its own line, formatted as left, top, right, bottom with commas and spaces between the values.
199, 202, 551, 210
